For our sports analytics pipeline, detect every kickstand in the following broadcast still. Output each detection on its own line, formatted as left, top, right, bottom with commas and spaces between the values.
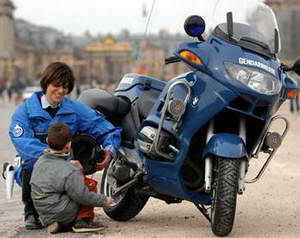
194, 203, 211, 222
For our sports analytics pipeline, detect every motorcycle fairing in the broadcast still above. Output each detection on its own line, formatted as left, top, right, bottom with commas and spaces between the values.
144, 156, 212, 205
174, 36, 284, 119
141, 36, 283, 202
175, 35, 282, 98
142, 71, 238, 202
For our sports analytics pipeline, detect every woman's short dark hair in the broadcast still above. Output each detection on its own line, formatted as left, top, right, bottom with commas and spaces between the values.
40, 62, 75, 94
47, 122, 72, 151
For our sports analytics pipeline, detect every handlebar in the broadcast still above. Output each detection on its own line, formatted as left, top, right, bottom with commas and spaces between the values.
165, 56, 181, 65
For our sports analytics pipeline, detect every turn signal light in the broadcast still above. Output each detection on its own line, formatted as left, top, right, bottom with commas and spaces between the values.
287, 89, 298, 99
179, 50, 202, 65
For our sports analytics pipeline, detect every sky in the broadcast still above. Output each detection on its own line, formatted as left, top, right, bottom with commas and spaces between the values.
13, 0, 147, 35
13, 0, 265, 35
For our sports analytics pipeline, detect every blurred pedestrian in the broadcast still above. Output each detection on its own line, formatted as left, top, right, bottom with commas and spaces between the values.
76, 83, 81, 97
11, 78, 25, 105
0, 78, 5, 105
290, 94, 300, 113
7, 83, 12, 102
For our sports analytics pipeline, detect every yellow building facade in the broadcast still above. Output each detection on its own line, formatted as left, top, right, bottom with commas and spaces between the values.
86, 36, 132, 85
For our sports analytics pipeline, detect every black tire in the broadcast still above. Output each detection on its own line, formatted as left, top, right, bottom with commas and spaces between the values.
100, 159, 149, 221
211, 157, 240, 237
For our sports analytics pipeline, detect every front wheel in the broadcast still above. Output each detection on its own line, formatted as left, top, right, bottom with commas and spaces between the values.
100, 158, 149, 221
211, 157, 240, 236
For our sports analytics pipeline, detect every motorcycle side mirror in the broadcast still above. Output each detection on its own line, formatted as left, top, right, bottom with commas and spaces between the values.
184, 15, 206, 41
292, 58, 300, 76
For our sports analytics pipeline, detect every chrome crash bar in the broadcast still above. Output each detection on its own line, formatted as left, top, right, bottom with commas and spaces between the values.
153, 80, 191, 160
246, 115, 289, 183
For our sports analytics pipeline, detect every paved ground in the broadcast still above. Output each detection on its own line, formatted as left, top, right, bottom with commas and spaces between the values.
0, 101, 299, 238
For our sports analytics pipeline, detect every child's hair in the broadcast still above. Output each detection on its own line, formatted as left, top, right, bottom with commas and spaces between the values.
47, 122, 72, 150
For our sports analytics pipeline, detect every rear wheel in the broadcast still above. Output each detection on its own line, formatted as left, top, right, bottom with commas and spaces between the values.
211, 157, 240, 236
100, 158, 149, 221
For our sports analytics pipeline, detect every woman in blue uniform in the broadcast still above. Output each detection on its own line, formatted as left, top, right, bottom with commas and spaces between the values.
9, 62, 121, 230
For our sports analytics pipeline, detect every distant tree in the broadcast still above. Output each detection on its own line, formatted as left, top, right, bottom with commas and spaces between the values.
119, 29, 130, 40
84, 30, 93, 40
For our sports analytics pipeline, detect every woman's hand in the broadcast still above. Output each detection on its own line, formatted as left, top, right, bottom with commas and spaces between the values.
95, 150, 111, 171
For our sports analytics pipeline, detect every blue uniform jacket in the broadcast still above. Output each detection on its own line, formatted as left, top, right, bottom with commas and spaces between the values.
9, 92, 122, 186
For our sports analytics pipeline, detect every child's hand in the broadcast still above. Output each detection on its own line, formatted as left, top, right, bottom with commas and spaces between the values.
95, 150, 111, 171
69, 160, 83, 172
103, 197, 116, 207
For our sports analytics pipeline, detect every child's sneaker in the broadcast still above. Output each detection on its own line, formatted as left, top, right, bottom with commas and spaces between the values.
25, 215, 44, 230
72, 219, 105, 233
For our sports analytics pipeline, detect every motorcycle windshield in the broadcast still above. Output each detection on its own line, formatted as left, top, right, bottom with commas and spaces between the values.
212, 0, 280, 55
144, 0, 280, 55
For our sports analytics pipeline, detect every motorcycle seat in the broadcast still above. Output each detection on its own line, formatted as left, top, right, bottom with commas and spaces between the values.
78, 88, 131, 125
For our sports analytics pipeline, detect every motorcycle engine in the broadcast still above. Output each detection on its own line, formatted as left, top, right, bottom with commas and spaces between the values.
136, 126, 177, 160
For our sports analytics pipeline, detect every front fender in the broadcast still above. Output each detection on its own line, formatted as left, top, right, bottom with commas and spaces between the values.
203, 133, 248, 159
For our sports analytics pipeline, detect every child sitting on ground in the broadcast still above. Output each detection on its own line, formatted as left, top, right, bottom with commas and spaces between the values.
30, 122, 114, 234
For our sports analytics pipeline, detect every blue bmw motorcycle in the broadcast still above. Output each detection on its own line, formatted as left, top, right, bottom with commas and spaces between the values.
79, 0, 300, 236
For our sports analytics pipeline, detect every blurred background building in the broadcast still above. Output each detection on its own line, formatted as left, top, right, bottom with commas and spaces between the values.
86, 36, 132, 85
0, 0, 15, 90
265, 0, 300, 63
0, 0, 299, 93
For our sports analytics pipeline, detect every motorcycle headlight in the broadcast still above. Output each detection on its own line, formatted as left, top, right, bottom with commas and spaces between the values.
224, 62, 282, 95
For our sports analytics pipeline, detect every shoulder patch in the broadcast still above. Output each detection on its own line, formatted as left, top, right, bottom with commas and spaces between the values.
13, 124, 24, 137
